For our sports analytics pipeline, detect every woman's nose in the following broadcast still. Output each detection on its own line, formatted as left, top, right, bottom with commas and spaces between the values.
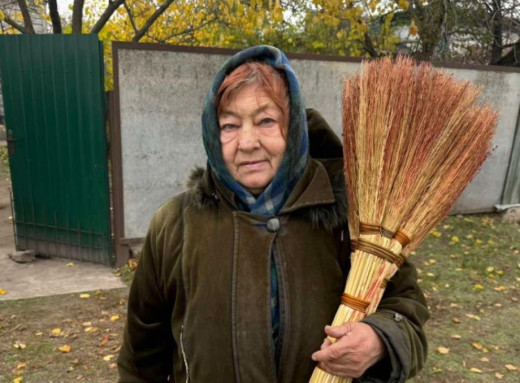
238, 124, 260, 150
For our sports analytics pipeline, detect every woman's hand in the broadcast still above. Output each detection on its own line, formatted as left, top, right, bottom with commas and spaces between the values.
311, 322, 386, 379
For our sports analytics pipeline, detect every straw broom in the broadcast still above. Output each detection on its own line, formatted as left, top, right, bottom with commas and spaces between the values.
309, 57, 498, 383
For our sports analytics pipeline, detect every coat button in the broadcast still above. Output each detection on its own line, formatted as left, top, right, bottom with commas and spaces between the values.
393, 313, 403, 322
266, 218, 280, 233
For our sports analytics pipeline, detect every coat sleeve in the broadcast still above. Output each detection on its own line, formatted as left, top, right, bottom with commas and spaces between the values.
360, 259, 430, 383
117, 197, 185, 383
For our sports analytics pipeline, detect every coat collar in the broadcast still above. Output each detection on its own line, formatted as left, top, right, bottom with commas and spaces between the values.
186, 158, 347, 232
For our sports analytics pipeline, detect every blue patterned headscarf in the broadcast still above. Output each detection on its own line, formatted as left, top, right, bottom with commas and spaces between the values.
201, 45, 309, 216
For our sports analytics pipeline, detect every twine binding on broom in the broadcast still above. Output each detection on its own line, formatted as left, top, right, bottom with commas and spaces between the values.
341, 293, 370, 313
359, 222, 411, 247
351, 239, 406, 267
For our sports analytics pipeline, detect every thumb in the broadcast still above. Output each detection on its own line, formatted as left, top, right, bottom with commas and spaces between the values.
324, 323, 353, 339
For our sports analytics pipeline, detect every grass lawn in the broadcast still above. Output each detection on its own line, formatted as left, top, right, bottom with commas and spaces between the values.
0, 214, 519, 382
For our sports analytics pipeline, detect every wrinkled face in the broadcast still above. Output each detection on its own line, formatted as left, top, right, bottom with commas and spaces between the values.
219, 84, 287, 196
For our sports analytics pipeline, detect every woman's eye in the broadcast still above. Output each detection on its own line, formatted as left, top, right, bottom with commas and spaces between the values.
260, 118, 275, 125
221, 123, 238, 131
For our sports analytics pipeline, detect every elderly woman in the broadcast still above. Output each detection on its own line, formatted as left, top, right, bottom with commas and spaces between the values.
117, 46, 429, 383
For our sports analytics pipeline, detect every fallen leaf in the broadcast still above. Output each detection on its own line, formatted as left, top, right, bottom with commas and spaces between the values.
505, 364, 518, 371
486, 266, 495, 273
109, 362, 117, 369
496, 270, 504, 276
430, 230, 442, 237
99, 335, 109, 347
450, 236, 460, 243
13, 377, 23, 383
469, 367, 482, 373
58, 345, 71, 353
51, 328, 62, 336
452, 317, 461, 324
472, 342, 483, 350
473, 284, 485, 291
451, 334, 461, 340
79, 294, 90, 299
16, 362, 26, 369
82, 322, 92, 327
35, 332, 43, 336
480, 357, 489, 362
110, 315, 120, 322
494, 286, 507, 292
0, 288, 7, 295
495, 372, 504, 379
436, 346, 450, 354
103, 354, 115, 361
66, 262, 75, 267
84, 327, 99, 333
465, 314, 481, 321
13, 342, 26, 349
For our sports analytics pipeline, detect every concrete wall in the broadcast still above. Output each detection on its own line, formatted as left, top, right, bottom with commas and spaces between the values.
116, 45, 520, 240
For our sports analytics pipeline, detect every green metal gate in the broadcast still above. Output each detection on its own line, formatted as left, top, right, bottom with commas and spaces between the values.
0, 34, 112, 265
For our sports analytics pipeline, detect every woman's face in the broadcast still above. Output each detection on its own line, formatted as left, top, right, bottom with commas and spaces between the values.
218, 84, 287, 196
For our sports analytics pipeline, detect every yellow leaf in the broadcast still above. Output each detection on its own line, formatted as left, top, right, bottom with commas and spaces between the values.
16, 362, 26, 369
51, 328, 62, 336
66, 262, 75, 267
473, 284, 485, 290
0, 10, 4, 22
505, 364, 518, 371
474, 239, 483, 246
452, 317, 461, 324
451, 334, 461, 340
469, 367, 482, 373
398, 0, 410, 10
494, 286, 507, 292
480, 357, 489, 362
495, 372, 504, 379
79, 293, 90, 299
82, 322, 92, 327
103, 354, 115, 361
430, 230, 442, 237
436, 346, 449, 354
486, 266, 494, 272
496, 270, 504, 276
58, 345, 71, 353
13, 342, 26, 349
0, 288, 7, 295
110, 315, 120, 322
488, 239, 495, 245
35, 331, 43, 336
450, 236, 459, 243
429, 259, 436, 265
13, 377, 23, 383
466, 314, 481, 321
472, 342, 483, 350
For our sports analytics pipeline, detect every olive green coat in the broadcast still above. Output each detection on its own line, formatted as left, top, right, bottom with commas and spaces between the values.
117, 110, 429, 383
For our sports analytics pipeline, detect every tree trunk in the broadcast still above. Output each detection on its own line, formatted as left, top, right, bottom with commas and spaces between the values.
48, 0, 62, 34
489, 0, 503, 64
72, 0, 85, 34
17, 0, 35, 34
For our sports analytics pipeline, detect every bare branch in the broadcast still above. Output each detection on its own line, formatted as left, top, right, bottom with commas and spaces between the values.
132, 0, 175, 42
124, 1, 138, 34
90, 0, 125, 34
17, 0, 35, 33
2, 13, 31, 33
48, 0, 62, 34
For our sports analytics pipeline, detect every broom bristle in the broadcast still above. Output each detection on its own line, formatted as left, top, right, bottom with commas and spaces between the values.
311, 57, 498, 383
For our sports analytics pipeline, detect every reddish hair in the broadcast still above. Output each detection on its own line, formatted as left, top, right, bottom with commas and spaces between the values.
216, 62, 290, 135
